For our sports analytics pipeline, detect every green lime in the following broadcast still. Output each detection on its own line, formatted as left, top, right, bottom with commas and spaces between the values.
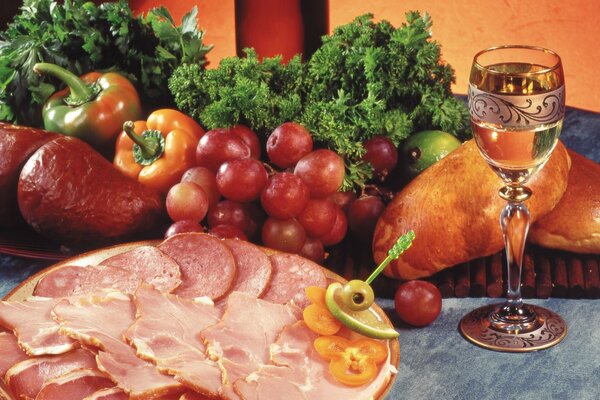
325, 282, 399, 339
401, 130, 461, 178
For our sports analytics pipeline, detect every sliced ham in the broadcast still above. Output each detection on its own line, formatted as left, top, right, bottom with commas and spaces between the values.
53, 291, 184, 399
179, 391, 214, 400
223, 239, 272, 298
5, 348, 97, 400
158, 233, 237, 300
36, 368, 114, 400
0, 332, 28, 377
0, 296, 76, 355
125, 285, 222, 397
201, 292, 299, 399
261, 253, 327, 308
34, 265, 133, 297
234, 321, 395, 400
98, 245, 182, 293
0, 380, 15, 400
83, 387, 128, 400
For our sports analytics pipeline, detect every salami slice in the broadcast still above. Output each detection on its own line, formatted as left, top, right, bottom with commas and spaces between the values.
223, 239, 272, 298
261, 253, 327, 308
34, 265, 132, 297
157, 233, 237, 300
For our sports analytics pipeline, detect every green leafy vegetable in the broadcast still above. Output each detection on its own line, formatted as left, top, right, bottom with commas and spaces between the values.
0, 0, 212, 126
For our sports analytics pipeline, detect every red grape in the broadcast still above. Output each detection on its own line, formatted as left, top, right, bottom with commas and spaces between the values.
216, 158, 268, 202
318, 206, 347, 246
362, 135, 398, 178
348, 195, 385, 243
394, 281, 442, 327
195, 128, 251, 171
164, 220, 204, 238
181, 166, 220, 208
299, 237, 325, 264
209, 224, 248, 240
166, 182, 209, 222
262, 217, 306, 253
260, 172, 310, 218
266, 122, 313, 168
328, 190, 357, 213
229, 125, 261, 159
294, 149, 345, 198
207, 200, 263, 239
297, 198, 337, 237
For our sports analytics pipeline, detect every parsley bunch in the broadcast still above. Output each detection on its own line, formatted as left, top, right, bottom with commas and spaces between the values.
0, 0, 211, 126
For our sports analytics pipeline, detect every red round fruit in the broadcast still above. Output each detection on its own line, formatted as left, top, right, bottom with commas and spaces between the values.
362, 135, 398, 177
262, 217, 306, 254
348, 195, 385, 243
328, 190, 357, 214
294, 149, 345, 198
299, 237, 325, 264
166, 182, 209, 222
216, 158, 268, 202
164, 220, 204, 238
209, 224, 248, 240
181, 166, 220, 208
317, 206, 347, 246
394, 280, 442, 327
266, 122, 313, 168
195, 128, 251, 171
229, 125, 261, 159
207, 200, 262, 238
297, 198, 337, 237
260, 172, 310, 218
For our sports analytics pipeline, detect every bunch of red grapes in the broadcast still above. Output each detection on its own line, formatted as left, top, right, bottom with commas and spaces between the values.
164, 122, 398, 263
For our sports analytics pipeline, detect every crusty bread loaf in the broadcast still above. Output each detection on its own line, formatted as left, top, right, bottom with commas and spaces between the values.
372, 139, 571, 280
529, 150, 600, 254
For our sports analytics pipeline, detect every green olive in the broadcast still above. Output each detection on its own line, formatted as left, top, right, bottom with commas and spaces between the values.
340, 279, 375, 311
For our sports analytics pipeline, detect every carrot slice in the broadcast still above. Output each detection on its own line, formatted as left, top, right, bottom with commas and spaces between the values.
303, 304, 342, 335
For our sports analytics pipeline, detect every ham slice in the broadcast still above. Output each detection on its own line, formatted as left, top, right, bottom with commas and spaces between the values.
0, 332, 28, 377
36, 368, 114, 400
235, 321, 395, 400
0, 296, 76, 355
223, 239, 272, 298
201, 292, 299, 399
261, 253, 327, 308
83, 387, 128, 400
5, 348, 97, 400
53, 291, 184, 399
179, 391, 214, 400
0, 380, 15, 400
125, 285, 222, 397
158, 233, 237, 300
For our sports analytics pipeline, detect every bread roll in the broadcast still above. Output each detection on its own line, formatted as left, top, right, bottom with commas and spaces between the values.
372, 139, 570, 280
529, 150, 600, 253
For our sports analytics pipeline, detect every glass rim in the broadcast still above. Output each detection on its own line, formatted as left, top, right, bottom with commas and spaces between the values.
473, 45, 562, 76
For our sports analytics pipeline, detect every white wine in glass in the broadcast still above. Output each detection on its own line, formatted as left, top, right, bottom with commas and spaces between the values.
460, 45, 567, 352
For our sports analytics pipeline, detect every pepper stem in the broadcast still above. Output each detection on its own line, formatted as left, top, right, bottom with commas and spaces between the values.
123, 121, 165, 166
33, 62, 98, 105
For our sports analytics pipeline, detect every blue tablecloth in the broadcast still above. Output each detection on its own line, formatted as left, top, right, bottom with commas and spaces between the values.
1, 106, 599, 399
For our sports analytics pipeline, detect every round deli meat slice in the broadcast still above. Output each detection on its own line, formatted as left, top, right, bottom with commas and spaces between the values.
34, 265, 132, 297
223, 239, 273, 298
157, 233, 237, 300
261, 253, 327, 308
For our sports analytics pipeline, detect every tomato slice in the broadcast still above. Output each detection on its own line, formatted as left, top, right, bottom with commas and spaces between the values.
313, 335, 388, 386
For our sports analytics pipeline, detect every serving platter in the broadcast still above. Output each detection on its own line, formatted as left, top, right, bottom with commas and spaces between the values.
2, 239, 400, 400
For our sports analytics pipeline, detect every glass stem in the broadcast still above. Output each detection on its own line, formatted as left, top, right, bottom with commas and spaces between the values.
500, 200, 530, 312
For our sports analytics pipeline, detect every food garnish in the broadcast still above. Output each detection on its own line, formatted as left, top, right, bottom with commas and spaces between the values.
313, 336, 388, 386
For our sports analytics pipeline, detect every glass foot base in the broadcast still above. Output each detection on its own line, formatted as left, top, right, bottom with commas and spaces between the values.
459, 303, 567, 352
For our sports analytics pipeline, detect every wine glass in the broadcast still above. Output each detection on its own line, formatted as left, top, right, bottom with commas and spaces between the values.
459, 45, 567, 352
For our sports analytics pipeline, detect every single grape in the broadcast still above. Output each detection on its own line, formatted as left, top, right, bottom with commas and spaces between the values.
362, 135, 398, 178
318, 205, 347, 246
209, 224, 248, 240
195, 128, 251, 171
166, 182, 209, 222
299, 237, 325, 264
180, 166, 220, 208
294, 149, 345, 198
297, 198, 337, 237
266, 122, 313, 168
229, 125, 261, 159
262, 217, 306, 254
216, 158, 268, 202
207, 200, 262, 238
260, 172, 310, 218
348, 195, 386, 243
164, 220, 204, 238
328, 190, 357, 214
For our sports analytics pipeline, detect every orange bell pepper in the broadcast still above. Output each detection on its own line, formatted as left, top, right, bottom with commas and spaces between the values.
114, 109, 205, 194
313, 335, 388, 386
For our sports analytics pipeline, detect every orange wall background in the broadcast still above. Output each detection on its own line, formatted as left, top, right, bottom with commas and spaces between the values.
131, 0, 599, 112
